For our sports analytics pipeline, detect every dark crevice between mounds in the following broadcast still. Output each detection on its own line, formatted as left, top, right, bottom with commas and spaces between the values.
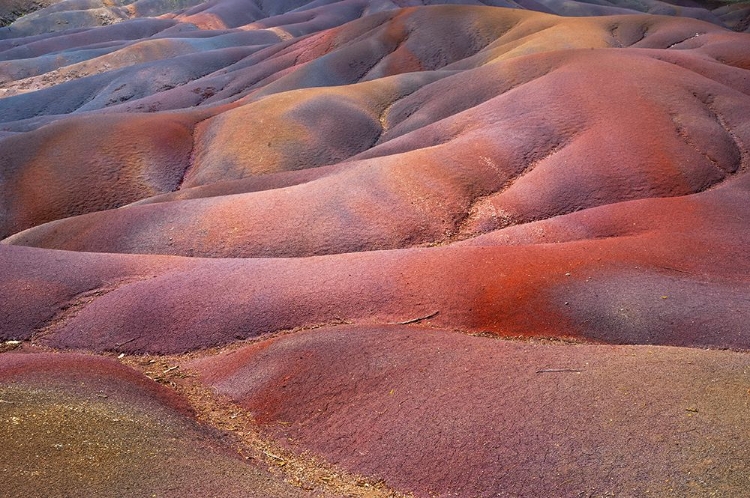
177, 111, 225, 191
331, 11, 417, 86
700, 92, 749, 174
449, 130, 584, 243
679, 90, 750, 196
609, 19, 650, 48
372, 62, 556, 152
372, 81, 437, 147
331, 10, 396, 48
669, 110, 732, 180
608, 21, 625, 47
665, 31, 706, 48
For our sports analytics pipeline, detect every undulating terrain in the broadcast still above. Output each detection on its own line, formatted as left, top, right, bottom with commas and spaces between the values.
1, 0, 749, 496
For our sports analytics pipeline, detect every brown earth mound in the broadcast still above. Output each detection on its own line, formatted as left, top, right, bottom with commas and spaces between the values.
0, 352, 308, 497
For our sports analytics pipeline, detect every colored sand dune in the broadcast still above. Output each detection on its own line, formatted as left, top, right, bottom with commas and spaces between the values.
1, 0, 749, 496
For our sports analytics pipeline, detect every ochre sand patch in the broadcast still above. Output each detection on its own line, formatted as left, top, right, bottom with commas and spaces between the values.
0, 352, 310, 497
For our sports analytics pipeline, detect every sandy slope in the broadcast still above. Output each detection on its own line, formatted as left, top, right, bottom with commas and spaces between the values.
1, 1, 749, 496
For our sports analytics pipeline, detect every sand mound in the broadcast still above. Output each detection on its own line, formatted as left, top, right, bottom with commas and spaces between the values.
1, 1, 749, 496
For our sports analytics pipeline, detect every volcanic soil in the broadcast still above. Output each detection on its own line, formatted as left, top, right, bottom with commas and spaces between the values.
1, 0, 750, 496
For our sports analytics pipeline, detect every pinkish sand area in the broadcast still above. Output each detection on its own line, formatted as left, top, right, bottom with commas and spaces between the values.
1, 0, 749, 496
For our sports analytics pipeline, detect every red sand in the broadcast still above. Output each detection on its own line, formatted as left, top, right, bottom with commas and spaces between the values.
189, 324, 750, 497
1, 1, 750, 496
